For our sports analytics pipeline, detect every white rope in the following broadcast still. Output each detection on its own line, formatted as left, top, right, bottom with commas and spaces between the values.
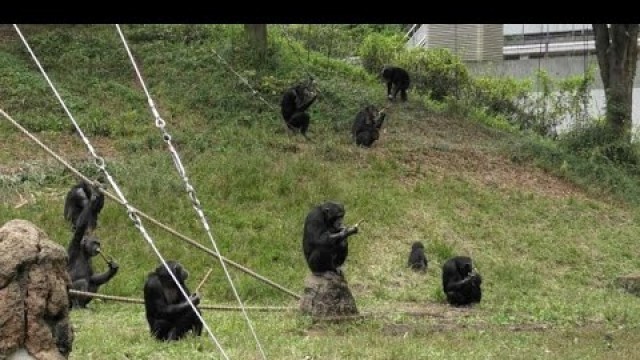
116, 24, 267, 360
13, 25, 230, 360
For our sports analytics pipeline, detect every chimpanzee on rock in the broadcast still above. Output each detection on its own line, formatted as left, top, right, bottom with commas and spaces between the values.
441, 256, 482, 306
302, 201, 359, 277
280, 80, 318, 140
407, 241, 427, 272
143, 261, 203, 341
64, 180, 104, 232
352, 104, 386, 147
67, 187, 118, 309
381, 65, 410, 102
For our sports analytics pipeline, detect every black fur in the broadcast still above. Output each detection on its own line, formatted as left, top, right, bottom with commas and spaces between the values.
381, 65, 410, 102
302, 201, 358, 276
407, 241, 427, 272
280, 83, 317, 139
67, 188, 118, 308
441, 256, 482, 306
64, 180, 104, 232
352, 104, 386, 147
143, 261, 203, 341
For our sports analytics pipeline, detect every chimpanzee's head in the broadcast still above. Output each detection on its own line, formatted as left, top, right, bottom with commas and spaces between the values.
321, 201, 346, 233
460, 261, 473, 276
411, 241, 424, 251
293, 84, 314, 107
81, 234, 101, 257
155, 260, 189, 284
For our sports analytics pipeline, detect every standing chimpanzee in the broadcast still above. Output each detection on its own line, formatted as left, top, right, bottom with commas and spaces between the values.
352, 104, 387, 147
64, 180, 104, 231
302, 201, 359, 277
67, 186, 119, 308
280, 80, 318, 140
381, 65, 410, 102
407, 241, 427, 272
441, 256, 482, 307
143, 261, 203, 341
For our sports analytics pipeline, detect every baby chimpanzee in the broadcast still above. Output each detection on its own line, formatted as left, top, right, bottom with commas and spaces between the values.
407, 241, 427, 272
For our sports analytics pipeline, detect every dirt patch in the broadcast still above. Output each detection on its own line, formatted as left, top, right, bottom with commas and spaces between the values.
398, 143, 586, 200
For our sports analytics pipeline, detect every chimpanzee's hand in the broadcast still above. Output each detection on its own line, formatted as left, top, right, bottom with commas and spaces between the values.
345, 226, 359, 237
189, 293, 201, 306
108, 261, 119, 271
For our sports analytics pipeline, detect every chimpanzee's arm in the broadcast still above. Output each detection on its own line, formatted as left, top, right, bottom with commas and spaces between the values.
296, 93, 317, 113
90, 265, 118, 286
445, 273, 478, 293
145, 277, 199, 318
375, 113, 386, 129
327, 226, 358, 242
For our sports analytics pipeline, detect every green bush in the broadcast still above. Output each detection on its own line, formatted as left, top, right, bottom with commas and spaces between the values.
396, 48, 471, 101
357, 33, 405, 74
561, 120, 640, 169
469, 76, 532, 117
515, 69, 595, 137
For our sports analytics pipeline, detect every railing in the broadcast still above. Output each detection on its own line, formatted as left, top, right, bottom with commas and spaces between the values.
406, 24, 429, 48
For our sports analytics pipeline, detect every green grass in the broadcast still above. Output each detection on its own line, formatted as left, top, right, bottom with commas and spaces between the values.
2, 24, 640, 359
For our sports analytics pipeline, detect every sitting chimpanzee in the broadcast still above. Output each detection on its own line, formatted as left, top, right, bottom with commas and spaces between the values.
64, 180, 104, 231
407, 241, 427, 272
352, 104, 386, 147
302, 201, 359, 277
442, 256, 482, 307
280, 80, 318, 140
381, 65, 410, 102
67, 186, 119, 308
143, 261, 203, 341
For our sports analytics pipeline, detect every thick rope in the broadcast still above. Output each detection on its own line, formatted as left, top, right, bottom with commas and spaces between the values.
0, 107, 301, 301
13, 25, 230, 360
116, 24, 267, 359
69, 290, 295, 312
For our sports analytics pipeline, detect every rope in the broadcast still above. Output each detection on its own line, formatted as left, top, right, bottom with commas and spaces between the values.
195, 268, 214, 293
0, 108, 301, 301
13, 25, 230, 360
208, 29, 276, 112
68, 290, 295, 312
116, 24, 267, 359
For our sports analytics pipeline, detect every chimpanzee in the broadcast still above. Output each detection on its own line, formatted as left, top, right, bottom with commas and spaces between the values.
381, 65, 410, 102
302, 201, 359, 277
67, 188, 119, 309
143, 261, 203, 341
407, 241, 427, 272
352, 104, 386, 147
64, 180, 104, 231
441, 256, 482, 306
280, 80, 318, 140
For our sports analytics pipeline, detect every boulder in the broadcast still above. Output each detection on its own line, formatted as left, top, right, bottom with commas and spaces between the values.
0, 220, 73, 360
299, 272, 358, 319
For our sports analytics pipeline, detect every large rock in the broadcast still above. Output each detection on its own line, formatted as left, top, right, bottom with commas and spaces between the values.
0, 219, 74, 360
299, 272, 358, 319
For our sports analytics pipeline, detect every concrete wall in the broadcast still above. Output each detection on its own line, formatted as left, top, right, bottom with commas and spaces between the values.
467, 55, 640, 89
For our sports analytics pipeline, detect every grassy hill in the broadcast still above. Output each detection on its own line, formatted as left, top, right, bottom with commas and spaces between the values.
1, 24, 640, 359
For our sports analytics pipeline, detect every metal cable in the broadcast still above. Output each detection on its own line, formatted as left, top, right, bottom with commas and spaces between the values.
116, 24, 266, 360
13, 25, 230, 360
